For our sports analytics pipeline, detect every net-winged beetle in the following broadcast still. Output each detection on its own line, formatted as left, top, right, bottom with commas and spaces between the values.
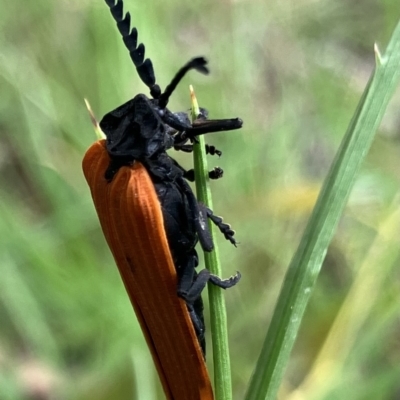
83, 1, 243, 398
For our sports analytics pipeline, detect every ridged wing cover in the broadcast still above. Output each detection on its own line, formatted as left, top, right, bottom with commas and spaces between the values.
82, 140, 213, 400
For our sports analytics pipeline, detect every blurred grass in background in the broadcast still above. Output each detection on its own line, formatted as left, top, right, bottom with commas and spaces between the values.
0, 0, 399, 399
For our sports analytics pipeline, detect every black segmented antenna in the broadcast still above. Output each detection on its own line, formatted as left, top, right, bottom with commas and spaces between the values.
105, 0, 210, 108
158, 57, 209, 109
105, 0, 161, 99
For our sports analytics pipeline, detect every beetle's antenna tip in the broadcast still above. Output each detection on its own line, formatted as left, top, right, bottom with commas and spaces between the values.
159, 57, 209, 109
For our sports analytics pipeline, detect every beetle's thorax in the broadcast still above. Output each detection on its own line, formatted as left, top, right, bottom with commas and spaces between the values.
144, 152, 183, 183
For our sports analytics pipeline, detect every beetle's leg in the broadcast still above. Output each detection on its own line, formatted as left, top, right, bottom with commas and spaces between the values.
174, 143, 193, 153
205, 144, 222, 157
177, 254, 240, 356
171, 103, 241, 141
190, 296, 206, 355
176, 254, 206, 354
207, 213, 237, 246
179, 267, 241, 305
208, 167, 224, 180
178, 177, 238, 248
177, 177, 237, 249
174, 143, 222, 157
183, 167, 224, 182
173, 118, 242, 141
172, 159, 223, 182
177, 254, 198, 298
186, 302, 205, 354
167, 111, 226, 157
178, 269, 207, 303
176, 178, 213, 251
179, 271, 239, 357
209, 271, 241, 288
170, 158, 195, 181
200, 204, 237, 247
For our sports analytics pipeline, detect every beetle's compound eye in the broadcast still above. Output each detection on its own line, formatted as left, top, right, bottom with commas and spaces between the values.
157, 108, 165, 117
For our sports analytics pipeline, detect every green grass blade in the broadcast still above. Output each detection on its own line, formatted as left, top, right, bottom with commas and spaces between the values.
286, 203, 400, 400
190, 86, 233, 400
245, 21, 400, 400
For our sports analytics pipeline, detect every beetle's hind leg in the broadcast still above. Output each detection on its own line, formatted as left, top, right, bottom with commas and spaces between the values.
209, 271, 241, 288
176, 254, 206, 353
179, 268, 241, 305
177, 252, 240, 355
186, 299, 206, 355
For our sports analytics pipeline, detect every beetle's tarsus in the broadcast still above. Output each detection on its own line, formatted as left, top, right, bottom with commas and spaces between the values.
206, 207, 237, 246
208, 167, 223, 180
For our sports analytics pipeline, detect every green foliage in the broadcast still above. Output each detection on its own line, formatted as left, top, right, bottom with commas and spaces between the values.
0, 0, 399, 399
245, 23, 400, 400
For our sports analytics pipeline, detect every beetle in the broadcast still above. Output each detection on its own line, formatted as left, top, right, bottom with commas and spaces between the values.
101, 0, 242, 167
82, 1, 243, 398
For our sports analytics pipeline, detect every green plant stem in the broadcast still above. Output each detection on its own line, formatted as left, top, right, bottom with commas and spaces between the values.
190, 86, 233, 400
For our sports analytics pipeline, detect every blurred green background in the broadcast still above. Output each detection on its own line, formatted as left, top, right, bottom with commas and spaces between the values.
1, 0, 400, 399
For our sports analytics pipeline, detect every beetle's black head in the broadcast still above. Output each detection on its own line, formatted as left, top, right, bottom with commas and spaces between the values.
100, 94, 173, 161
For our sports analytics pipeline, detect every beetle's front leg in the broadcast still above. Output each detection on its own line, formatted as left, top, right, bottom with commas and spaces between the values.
174, 142, 222, 157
